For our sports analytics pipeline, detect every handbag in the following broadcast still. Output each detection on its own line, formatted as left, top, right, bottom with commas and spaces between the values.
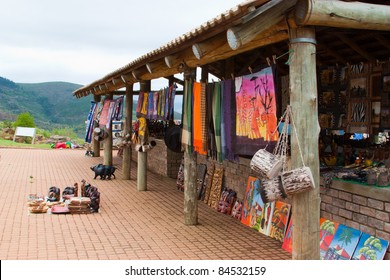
250, 107, 290, 179
280, 106, 315, 195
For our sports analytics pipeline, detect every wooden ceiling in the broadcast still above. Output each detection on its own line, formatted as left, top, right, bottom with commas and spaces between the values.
206, 27, 390, 79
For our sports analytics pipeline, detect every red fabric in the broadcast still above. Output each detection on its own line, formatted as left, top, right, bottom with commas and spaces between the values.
55, 142, 66, 149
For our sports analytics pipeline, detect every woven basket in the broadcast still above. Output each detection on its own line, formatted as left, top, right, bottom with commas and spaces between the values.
260, 176, 286, 203
250, 149, 283, 179
281, 166, 314, 195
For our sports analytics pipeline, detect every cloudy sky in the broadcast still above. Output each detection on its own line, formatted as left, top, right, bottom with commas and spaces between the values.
0, 0, 242, 87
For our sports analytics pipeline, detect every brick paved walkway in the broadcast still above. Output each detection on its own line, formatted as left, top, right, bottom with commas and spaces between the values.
0, 148, 290, 260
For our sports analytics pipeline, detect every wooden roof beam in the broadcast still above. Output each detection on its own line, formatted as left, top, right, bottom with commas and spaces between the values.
227, 0, 297, 50
316, 43, 347, 64
335, 33, 375, 62
295, 0, 390, 31
374, 34, 390, 51
187, 22, 288, 68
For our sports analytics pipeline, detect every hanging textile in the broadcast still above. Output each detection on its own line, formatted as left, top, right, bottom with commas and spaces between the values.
220, 81, 226, 161
168, 84, 177, 120
147, 91, 154, 119
212, 81, 222, 162
136, 91, 144, 116
222, 79, 237, 161
141, 92, 148, 116
157, 89, 163, 118
206, 83, 216, 159
181, 80, 193, 153
111, 96, 124, 121
193, 82, 206, 155
99, 99, 111, 127
200, 82, 208, 153
152, 91, 159, 119
105, 100, 116, 129
85, 101, 98, 143
235, 67, 278, 156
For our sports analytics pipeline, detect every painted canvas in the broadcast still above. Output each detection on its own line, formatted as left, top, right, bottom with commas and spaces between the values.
240, 176, 256, 226
324, 224, 361, 260
281, 217, 292, 253
258, 201, 275, 236
269, 201, 291, 242
320, 218, 340, 260
235, 67, 278, 156
249, 178, 266, 231
352, 233, 389, 260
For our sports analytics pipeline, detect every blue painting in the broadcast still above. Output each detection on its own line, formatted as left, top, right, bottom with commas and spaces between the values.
324, 224, 361, 260
352, 232, 389, 260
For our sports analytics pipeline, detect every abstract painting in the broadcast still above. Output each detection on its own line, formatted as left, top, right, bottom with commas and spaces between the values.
269, 201, 291, 242
240, 176, 256, 227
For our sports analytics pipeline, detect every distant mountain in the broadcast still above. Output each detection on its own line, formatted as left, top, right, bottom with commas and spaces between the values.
0, 76, 183, 138
0, 76, 92, 137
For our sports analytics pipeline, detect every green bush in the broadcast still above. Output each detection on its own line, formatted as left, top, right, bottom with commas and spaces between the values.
13, 112, 36, 128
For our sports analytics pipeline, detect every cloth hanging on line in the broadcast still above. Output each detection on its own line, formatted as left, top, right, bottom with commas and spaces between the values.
99, 99, 111, 127
200, 82, 208, 154
206, 82, 216, 159
85, 101, 99, 143
212, 81, 223, 162
234, 66, 278, 156
181, 80, 193, 153
193, 82, 207, 155
222, 79, 237, 162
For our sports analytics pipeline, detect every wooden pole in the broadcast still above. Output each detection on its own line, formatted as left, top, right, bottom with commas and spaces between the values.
103, 93, 113, 166
226, 0, 297, 50
295, 0, 390, 31
137, 81, 150, 191
289, 27, 321, 260
122, 85, 133, 180
92, 94, 101, 157
183, 66, 198, 225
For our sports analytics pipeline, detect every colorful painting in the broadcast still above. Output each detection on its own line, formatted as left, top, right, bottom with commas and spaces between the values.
240, 176, 256, 226
258, 201, 275, 236
269, 201, 291, 242
320, 218, 340, 260
98, 99, 111, 126
235, 67, 278, 156
352, 233, 389, 260
281, 217, 293, 253
324, 224, 361, 260
249, 178, 266, 231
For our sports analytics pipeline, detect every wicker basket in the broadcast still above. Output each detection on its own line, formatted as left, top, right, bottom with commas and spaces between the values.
281, 166, 315, 195
250, 149, 283, 179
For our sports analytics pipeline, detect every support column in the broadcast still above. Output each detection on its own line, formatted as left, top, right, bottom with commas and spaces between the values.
122, 85, 133, 180
183, 66, 198, 225
92, 95, 101, 157
137, 81, 150, 191
289, 27, 320, 260
103, 93, 113, 166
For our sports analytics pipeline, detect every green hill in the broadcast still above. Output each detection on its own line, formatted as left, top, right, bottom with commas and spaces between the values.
0, 76, 92, 137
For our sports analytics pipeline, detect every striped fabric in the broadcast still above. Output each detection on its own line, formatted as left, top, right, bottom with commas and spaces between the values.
181, 80, 193, 153
200, 82, 208, 153
212, 81, 222, 162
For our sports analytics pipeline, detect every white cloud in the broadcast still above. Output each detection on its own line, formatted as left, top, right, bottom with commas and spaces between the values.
0, 0, 242, 85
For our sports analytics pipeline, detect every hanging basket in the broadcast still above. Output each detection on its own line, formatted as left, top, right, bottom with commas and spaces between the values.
260, 176, 287, 203
250, 149, 283, 179
281, 166, 315, 195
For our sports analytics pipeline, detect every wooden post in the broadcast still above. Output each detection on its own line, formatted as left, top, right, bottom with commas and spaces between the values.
183, 66, 198, 225
137, 81, 150, 191
122, 85, 133, 180
103, 93, 113, 166
92, 94, 101, 157
289, 27, 321, 260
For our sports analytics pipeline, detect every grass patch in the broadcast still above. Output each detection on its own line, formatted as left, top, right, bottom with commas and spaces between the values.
0, 139, 52, 149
